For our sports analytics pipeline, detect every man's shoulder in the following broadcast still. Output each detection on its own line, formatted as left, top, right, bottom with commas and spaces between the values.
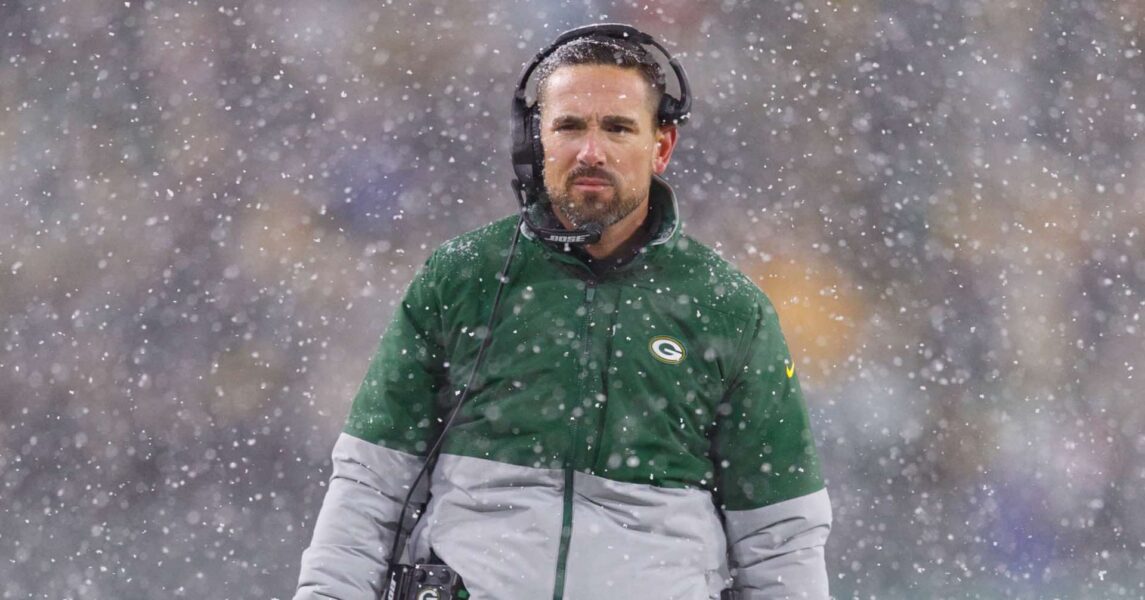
431, 214, 519, 269
658, 233, 774, 320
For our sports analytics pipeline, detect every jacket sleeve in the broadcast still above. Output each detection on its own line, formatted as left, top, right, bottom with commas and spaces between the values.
295, 255, 447, 600
713, 300, 832, 599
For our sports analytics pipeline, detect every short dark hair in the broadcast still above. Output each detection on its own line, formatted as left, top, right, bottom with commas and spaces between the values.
534, 36, 667, 127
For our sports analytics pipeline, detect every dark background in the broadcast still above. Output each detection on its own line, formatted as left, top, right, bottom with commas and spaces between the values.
2, 0, 1142, 597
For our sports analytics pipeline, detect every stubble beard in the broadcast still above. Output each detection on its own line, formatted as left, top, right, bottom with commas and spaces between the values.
547, 170, 645, 230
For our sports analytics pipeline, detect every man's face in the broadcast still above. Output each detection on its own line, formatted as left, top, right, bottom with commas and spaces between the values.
539, 64, 677, 231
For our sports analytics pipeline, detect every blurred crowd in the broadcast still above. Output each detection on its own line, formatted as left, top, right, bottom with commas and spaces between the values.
2, 0, 1142, 597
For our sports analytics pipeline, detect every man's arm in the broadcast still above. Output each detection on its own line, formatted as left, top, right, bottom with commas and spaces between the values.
714, 301, 832, 599
294, 434, 426, 599
295, 256, 447, 600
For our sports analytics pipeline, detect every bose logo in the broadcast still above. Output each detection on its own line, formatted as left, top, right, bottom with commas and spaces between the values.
649, 336, 686, 364
547, 234, 589, 243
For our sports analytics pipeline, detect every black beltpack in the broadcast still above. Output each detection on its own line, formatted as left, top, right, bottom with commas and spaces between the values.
385, 561, 468, 600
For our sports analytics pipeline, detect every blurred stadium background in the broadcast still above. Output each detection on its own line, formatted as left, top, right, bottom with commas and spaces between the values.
2, 0, 1143, 597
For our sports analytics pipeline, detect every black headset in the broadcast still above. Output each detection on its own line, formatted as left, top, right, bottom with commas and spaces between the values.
509, 23, 692, 245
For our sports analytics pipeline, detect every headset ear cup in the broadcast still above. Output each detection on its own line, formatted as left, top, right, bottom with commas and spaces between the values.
530, 109, 544, 193
510, 91, 536, 195
658, 92, 688, 125
658, 95, 674, 125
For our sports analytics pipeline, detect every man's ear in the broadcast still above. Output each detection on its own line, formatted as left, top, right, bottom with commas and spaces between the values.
652, 124, 679, 174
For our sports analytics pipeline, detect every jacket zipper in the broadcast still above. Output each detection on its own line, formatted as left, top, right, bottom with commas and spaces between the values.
552, 278, 596, 600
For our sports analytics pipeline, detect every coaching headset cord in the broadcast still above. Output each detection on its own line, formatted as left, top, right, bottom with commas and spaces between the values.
384, 215, 525, 588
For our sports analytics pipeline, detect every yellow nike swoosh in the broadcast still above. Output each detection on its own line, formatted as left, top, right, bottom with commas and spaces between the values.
785, 363, 795, 378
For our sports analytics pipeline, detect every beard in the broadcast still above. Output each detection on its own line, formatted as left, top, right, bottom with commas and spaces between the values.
546, 166, 645, 230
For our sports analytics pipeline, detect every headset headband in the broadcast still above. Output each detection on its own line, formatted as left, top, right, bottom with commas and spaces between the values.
514, 24, 692, 125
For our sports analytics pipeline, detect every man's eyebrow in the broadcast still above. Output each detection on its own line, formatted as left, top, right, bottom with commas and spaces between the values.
550, 114, 586, 126
601, 115, 640, 128
548, 114, 641, 128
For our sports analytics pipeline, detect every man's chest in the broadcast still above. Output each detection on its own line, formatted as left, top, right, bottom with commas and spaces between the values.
438, 272, 749, 484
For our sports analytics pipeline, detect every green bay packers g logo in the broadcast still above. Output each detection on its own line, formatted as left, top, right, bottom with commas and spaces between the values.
649, 336, 686, 364
416, 589, 440, 600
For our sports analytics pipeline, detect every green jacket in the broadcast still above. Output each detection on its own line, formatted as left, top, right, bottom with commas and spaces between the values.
296, 179, 831, 599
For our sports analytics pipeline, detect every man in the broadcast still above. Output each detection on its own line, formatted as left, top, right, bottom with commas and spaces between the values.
296, 24, 831, 600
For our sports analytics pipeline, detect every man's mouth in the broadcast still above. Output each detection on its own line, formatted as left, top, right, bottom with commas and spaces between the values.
571, 177, 613, 191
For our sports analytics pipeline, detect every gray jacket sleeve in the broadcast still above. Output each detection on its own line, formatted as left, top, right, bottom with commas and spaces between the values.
724, 488, 833, 599
294, 433, 426, 600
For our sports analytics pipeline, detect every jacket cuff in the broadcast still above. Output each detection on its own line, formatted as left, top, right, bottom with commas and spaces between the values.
723, 488, 832, 599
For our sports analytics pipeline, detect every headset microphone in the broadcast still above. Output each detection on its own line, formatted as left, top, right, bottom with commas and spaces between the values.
540, 223, 603, 245
511, 179, 604, 245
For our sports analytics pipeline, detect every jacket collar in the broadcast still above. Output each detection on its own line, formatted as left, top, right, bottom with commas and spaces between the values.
519, 174, 681, 253
646, 174, 681, 246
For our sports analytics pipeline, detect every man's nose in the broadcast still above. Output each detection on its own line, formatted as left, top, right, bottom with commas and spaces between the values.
576, 130, 606, 166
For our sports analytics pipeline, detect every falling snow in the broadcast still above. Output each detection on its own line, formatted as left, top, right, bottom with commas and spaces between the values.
2, 1, 1143, 598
